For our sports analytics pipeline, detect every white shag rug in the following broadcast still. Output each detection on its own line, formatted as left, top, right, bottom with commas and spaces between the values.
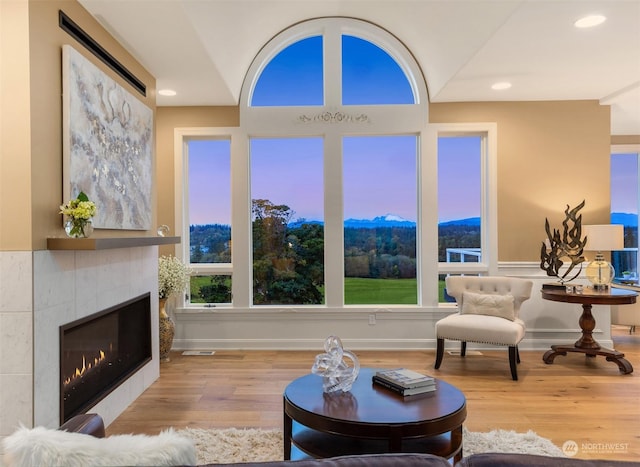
461, 427, 565, 457
179, 427, 283, 464
178, 426, 565, 464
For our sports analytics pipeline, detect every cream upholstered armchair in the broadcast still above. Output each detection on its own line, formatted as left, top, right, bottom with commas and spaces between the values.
435, 276, 533, 380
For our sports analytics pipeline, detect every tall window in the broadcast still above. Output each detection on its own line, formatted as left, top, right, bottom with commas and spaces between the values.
611, 149, 639, 282
185, 138, 232, 304
250, 138, 325, 305
343, 135, 418, 305
178, 18, 497, 311
437, 135, 484, 302
243, 18, 427, 308
438, 136, 482, 264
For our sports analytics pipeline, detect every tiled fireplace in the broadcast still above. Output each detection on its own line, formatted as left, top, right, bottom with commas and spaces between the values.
0, 246, 159, 438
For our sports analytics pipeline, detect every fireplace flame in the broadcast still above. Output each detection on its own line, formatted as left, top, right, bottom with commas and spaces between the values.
63, 350, 107, 387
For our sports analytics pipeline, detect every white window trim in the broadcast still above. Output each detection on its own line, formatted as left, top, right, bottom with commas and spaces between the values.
173, 18, 498, 312
611, 144, 640, 281
424, 123, 498, 306
242, 17, 429, 309
173, 127, 249, 307
173, 124, 498, 310
241, 17, 428, 111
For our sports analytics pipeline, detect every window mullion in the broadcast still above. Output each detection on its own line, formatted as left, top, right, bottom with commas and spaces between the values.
483, 124, 498, 275
421, 126, 439, 305
323, 22, 342, 107
232, 133, 251, 308
324, 131, 344, 307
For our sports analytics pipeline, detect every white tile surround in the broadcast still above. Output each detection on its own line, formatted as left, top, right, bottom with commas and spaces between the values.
0, 246, 160, 443
0, 251, 33, 440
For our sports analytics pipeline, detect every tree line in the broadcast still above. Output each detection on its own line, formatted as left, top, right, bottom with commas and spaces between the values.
190, 200, 480, 304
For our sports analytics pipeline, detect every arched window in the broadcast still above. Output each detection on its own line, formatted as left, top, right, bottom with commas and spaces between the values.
242, 18, 427, 307
250, 31, 416, 107
177, 17, 496, 311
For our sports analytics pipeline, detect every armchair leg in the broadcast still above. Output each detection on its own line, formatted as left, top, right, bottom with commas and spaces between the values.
460, 341, 467, 357
509, 346, 518, 381
435, 338, 444, 369
516, 346, 521, 364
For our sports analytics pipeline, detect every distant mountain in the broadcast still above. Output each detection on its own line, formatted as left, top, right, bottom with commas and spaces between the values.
289, 214, 484, 229
438, 217, 481, 227
344, 214, 416, 228
611, 212, 638, 227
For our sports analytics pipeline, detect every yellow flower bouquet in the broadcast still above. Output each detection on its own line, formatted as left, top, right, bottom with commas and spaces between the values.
59, 191, 97, 238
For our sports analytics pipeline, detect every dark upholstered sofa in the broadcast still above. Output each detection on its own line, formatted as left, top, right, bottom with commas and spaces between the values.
60, 414, 640, 467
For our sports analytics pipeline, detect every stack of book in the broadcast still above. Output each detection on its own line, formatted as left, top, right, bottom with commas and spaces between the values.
372, 368, 437, 396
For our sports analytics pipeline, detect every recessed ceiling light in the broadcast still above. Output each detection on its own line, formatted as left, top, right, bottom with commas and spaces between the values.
491, 82, 512, 91
158, 89, 177, 96
574, 14, 606, 28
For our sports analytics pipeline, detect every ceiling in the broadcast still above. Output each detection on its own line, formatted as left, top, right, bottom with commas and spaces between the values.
79, 0, 640, 135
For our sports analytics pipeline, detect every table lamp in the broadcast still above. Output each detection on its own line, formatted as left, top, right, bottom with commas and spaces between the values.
582, 224, 624, 290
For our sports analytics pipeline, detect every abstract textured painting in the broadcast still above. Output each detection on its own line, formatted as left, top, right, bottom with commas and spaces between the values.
62, 45, 153, 230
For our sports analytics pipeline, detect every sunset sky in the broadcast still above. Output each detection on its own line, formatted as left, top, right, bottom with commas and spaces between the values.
611, 153, 638, 215
188, 135, 482, 226
187, 34, 637, 227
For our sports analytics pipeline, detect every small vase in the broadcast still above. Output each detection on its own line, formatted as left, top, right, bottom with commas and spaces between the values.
159, 298, 175, 362
64, 218, 94, 238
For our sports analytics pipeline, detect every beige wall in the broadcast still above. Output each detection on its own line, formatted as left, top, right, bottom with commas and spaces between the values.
430, 100, 612, 262
0, 0, 156, 251
156, 100, 611, 263
0, 0, 32, 251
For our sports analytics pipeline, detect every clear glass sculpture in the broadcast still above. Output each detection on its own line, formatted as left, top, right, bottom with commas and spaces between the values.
311, 335, 360, 393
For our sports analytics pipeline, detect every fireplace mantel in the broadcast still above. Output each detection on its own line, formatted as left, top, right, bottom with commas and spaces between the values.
47, 236, 180, 250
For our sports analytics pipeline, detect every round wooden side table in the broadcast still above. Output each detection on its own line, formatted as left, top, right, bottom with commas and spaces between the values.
541, 287, 638, 374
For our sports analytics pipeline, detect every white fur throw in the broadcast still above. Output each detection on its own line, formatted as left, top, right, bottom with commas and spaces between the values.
461, 291, 515, 321
2, 425, 197, 467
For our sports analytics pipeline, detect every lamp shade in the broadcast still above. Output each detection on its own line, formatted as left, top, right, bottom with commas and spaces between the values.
582, 224, 624, 252
583, 224, 624, 290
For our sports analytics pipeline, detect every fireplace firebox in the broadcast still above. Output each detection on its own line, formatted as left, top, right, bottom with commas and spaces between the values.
60, 293, 152, 423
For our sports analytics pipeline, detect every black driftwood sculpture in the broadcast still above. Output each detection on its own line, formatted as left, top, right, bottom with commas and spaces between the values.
540, 200, 587, 283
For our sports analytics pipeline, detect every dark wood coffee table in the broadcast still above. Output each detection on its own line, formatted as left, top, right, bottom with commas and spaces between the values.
283, 368, 466, 462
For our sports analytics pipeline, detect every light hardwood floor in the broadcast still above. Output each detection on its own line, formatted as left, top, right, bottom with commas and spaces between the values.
107, 326, 640, 461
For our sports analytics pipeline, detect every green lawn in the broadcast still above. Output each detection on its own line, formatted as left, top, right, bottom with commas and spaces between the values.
190, 275, 209, 303
344, 277, 417, 304
344, 277, 448, 304
191, 275, 447, 304
189, 275, 232, 303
